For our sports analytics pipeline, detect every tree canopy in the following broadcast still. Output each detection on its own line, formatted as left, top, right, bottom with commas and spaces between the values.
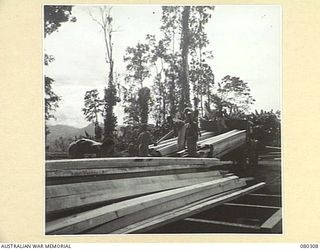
44, 5, 76, 37
45, 5, 259, 131
82, 89, 104, 124
212, 75, 255, 115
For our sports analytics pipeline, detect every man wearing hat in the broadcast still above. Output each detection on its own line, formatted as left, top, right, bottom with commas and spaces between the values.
184, 108, 199, 157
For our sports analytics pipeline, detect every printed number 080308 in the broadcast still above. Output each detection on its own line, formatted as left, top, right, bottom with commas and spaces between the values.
300, 244, 319, 248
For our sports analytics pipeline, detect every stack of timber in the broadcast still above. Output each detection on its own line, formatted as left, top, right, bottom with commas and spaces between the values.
149, 130, 214, 156
150, 129, 247, 158
185, 129, 246, 158
45, 157, 265, 234
259, 146, 281, 161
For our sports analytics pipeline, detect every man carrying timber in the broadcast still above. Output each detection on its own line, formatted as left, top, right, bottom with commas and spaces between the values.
216, 110, 228, 134
167, 116, 186, 151
184, 108, 199, 157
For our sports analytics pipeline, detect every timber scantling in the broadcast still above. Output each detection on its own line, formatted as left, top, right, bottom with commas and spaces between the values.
45, 127, 280, 234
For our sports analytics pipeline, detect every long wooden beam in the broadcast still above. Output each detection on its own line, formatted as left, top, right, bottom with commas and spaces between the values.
248, 193, 282, 198
198, 130, 244, 146
152, 131, 216, 156
260, 208, 282, 230
46, 163, 231, 179
112, 182, 265, 234
84, 178, 246, 234
47, 170, 224, 198
152, 131, 211, 150
157, 130, 174, 144
184, 217, 261, 230
46, 165, 231, 185
224, 202, 281, 210
211, 133, 247, 158
177, 130, 246, 158
265, 146, 281, 151
46, 171, 227, 214
46, 157, 224, 171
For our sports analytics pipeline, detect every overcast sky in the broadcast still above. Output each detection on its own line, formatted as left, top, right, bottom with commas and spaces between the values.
45, 5, 281, 128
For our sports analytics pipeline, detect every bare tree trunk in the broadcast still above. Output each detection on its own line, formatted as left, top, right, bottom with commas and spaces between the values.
162, 94, 166, 123
207, 74, 213, 109
169, 74, 176, 117
179, 6, 191, 112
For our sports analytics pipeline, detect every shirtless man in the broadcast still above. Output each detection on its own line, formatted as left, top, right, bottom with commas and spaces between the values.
167, 116, 186, 151
136, 124, 155, 157
68, 137, 115, 158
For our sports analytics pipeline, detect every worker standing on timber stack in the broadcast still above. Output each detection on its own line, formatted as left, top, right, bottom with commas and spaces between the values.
193, 109, 201, 138
167, 116, 186, 151
216, 110, 228, 134
137, 124, 156, 157
184, 108, 199, 157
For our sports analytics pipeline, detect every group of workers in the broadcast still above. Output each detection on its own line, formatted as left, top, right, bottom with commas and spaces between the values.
68, 107, 201, 158
130, 107, 200, 157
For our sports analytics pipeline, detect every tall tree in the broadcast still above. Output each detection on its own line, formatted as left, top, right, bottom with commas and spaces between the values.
145, 34, 169, 124
124, 43, 151, 88
44, 76, 61, 136
145, 6, 216, 121
188, 6, 215, 115
138, 87, 151, 124
82, 89, 104, 124
44, 5, 76, 138
189, 57, 215, 115
212, 75, 255, 115
123, 42, 152, 124
179, 6, 191, 111
89, 7, 118, 138
122, 93, 140, 125
160, 7, 182, 117
82, 89, 104, 140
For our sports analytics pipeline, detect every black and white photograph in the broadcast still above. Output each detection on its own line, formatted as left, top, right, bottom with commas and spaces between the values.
44, 5, 282, 235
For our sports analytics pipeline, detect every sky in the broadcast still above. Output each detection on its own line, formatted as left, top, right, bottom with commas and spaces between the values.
45, 5, 281, 128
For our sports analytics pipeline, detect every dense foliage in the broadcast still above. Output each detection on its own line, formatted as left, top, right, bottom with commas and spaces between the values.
44, 5, 76, 138
89, 7, 118, 137
44, 5, 76, 37
250, 110, 281, 147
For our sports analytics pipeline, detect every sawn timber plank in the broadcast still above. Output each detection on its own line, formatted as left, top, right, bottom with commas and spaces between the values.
113, 182, 266, 234
46, 171, 226, 213
85, 178, 245, 234
46, 157, 224, 171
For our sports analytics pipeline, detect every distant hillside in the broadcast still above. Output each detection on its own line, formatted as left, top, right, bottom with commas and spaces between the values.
46, 123, 96, 151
